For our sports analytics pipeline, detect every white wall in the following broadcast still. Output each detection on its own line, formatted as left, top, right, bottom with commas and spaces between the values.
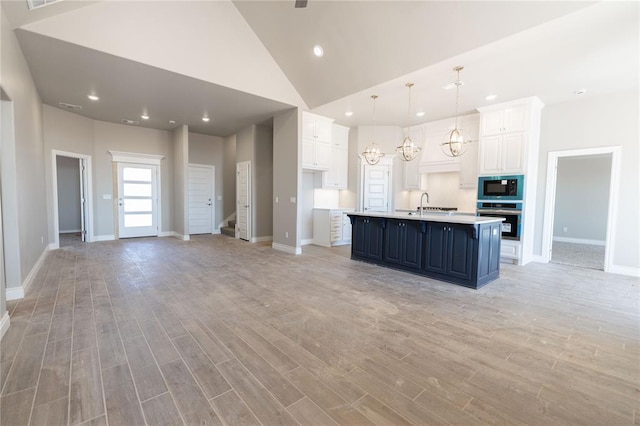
254, 124, 273, 239
172, 125, 188, 238
535, 91, 640, 270
188, 132, 225, 229
1, 9, 49, 290
56, 156, 81, 232
222, 134, 237, 220
553, 155, 611, 242
301, 172, 315, 241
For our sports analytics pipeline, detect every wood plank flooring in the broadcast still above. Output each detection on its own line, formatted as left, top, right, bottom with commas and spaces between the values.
1, 235, 638, 425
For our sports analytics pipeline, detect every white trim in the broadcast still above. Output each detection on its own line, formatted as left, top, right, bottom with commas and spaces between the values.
212, 229, 221, 235
21, 246, 48, 297
272, 242, 302, 255
172, 233, 190, 241
6, 286, 24, 301
552, 237, 606, 246
541, 146, 621, 274
251, 236, 273, 243
94, 235, 115, 242
158, 231, 175, 237
108, 151, 164, 165
59, 229, 82, 233
51, 150, 94, 246
48, 243, 59, 250
0, 311, 10, 340
301, 238, 314, 246
608, 265, 640, 278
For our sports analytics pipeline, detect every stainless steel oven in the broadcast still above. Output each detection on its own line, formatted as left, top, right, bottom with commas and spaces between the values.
477, 202, 522, 240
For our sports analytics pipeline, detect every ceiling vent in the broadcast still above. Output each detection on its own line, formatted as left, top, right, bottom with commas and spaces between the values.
27, 0, 62, 10
121, 119, 140, 125
58, 102, 82, 111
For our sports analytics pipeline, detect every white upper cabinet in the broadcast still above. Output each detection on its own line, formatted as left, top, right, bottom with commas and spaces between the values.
477, 97, 543, 176
323, 124, 349, 188
302, 111, 334, 170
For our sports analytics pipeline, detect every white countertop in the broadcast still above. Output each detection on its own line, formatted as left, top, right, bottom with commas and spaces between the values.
313, 207, 355, 211
348, 211, 504, 225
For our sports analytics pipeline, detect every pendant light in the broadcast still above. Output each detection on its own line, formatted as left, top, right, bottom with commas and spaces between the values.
362, 95, 385, 165
396, 83, 422, 161
441, 66, 471, 157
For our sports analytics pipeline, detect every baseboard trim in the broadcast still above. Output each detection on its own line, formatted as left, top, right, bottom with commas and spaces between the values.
6, 286, 23, 301
0, 311, 10, 340
94, 235, 115, 242
553, 237, 606, 246
158, 231, 174, 237
48, 242, 59, 250
173, 233, 190, 241
251, 236, 273, 243
18, 245, 49, 300
272, 242, 302, 255
212, 229, 221, 235
608, 265, 640, 277
531, 255, 547, 263
59, 229, 81, 233
301, 238, 314, 246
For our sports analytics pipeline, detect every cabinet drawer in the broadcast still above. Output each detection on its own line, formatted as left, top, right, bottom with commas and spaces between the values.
500, 242, 520, 259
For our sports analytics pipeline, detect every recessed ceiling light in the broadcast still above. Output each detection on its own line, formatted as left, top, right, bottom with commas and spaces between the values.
575, 89, 587, 95
141, 114, 150, 120
345, 111, 353, 117
87, 94, 99, 101
202, 117, 210, 122
416, 111, 425, 117
313, 45, 324, 57
485, 94, 497, 101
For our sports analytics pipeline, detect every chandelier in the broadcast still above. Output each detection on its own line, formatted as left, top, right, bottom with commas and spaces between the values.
396, 83, 422, 161
441, 66, 471, 157
362, 95, 385, 165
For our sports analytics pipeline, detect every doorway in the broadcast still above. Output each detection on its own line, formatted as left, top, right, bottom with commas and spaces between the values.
51, 150, 93, 248
542, 147, 620, 272
116, 163, 159, 238
188, 164, 215, 235
236, 161, 251, 241
361, 162, 392, 212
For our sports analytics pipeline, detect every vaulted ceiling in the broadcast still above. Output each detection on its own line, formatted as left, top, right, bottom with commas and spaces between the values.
2, 0, 638, 136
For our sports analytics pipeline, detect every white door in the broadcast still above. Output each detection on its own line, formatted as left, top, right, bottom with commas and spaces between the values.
363, 165, 390, 212
236, 161, 251, 241
79, 159, 88, 242
188, 165, 214, 235
117, 163, 158, 238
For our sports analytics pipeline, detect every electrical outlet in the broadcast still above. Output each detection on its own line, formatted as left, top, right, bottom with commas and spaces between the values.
285, 231, 289, 238
563, 227, 568, 233
275, 197, 279, 203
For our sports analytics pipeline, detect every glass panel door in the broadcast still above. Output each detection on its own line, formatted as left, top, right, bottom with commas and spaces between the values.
117, 163, 158, 238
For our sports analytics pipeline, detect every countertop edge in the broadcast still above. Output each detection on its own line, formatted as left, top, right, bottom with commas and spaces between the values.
347, 211, 504, 225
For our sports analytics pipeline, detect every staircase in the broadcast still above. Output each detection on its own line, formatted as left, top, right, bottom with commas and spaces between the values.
221, 220, 236, 237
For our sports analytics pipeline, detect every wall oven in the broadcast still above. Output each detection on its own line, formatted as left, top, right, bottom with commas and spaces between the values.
478, 175, 524, 201
477, 202, 522, 240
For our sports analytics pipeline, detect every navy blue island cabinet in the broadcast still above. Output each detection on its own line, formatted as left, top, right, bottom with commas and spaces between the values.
348, 214, 502, 289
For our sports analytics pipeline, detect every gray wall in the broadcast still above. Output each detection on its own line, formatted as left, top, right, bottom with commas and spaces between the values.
222, 135, 237, 221
254, 124, 273, 238
173, 125, 188, 237
43, 105, 174, 239
301, 172, 314, 240
273, 108, 301, 250
188, 132, 224, 229
56, 156, 82, 232
1, 9, 49, 290
535, 91, 640, 269
553, 155, 611, 242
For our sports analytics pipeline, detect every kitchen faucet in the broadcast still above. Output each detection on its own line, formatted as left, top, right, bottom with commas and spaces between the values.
419, 192, 429, 216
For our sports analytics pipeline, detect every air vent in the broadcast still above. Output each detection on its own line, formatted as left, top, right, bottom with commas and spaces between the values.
58, 102, 82, 111
121, 119, 140, 125
27, 0, 62, 10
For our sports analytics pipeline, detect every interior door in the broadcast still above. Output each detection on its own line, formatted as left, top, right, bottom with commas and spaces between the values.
79, 158, 88, 242
363, 165, 390, 212
117, 163, 158, 238
188, 165, 214, 235
236, 161, 251, 241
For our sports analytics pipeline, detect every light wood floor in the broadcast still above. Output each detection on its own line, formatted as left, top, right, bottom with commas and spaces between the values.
1, 235, 638, 425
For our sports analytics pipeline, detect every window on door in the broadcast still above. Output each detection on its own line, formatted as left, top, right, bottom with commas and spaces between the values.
117, 163, 158, 238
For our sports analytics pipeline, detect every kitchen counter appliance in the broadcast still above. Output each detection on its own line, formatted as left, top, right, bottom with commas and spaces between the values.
478, 175, 524, 201
477, 201, 522, 240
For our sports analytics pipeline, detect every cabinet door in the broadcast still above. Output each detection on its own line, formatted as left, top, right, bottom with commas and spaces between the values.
424, 223, 448, 274
402, 221, 423, 269
302, 116, 316, 140
335, 147, 349, 189
501, 133, 525, 174
478, 135, 502, 175
302, 138, 315, 169
352, 217, 368, 258
384, 220, 403, 266
503, 105, 526, 133
315, 119, 332, 142
446, 225, 474, 281
342, 215, 352, 242
458, 139, 478, 189
366, 218, 385, 261
314, 140, 332, 170
481, 110, 504, 136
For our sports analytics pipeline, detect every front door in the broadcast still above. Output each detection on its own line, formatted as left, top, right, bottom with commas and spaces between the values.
236, 161, 251, 241
363, 164, 390, 212
188, 164, 214, 235
117, 163, 158, 238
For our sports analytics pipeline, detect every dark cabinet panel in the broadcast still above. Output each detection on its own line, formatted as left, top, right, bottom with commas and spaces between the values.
447, 225, 474, 281
350, 216, 385, 262
384, 220, 424, 270
403, 221, 424, 269
424, 223, 448, 274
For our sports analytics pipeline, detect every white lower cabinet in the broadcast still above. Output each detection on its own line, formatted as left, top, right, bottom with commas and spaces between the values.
500, 240, 521, 262
313, 209, 353, 247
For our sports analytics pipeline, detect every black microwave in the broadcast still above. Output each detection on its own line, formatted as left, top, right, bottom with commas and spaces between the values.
477, 175, 524, 200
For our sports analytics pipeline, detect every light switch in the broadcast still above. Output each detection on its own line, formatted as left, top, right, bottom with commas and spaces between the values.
275, 197, 279, 203
217, 195, 222, 201
290, 196, 296, 203
103, 194, 112, 200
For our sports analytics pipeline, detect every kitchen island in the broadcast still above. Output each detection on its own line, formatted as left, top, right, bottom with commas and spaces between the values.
348, 212, 504, 289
